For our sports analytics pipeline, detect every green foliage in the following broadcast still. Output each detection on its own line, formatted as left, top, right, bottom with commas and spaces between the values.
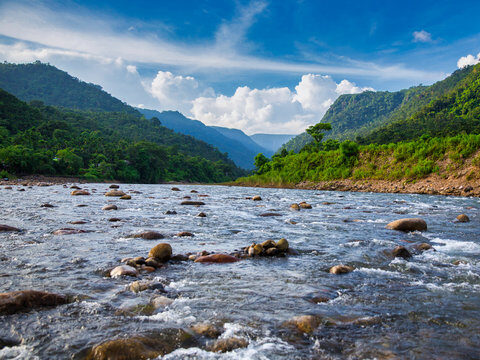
306, 122, 332, 143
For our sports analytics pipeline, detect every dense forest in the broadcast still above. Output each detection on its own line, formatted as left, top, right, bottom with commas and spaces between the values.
0, 88, 244, 183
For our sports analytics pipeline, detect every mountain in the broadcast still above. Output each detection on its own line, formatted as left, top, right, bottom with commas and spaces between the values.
0, 87, 243, 182
0, 61, 138, 114
138, 108, 269, 168
281, 64, 476, 152
250, 133, 296, 152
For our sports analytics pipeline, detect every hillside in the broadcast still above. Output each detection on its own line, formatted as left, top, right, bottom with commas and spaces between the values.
281, 64, 476, 153
0, 61, 138, 114
249, 133, 295, 152
209, 126, 271, 156
138, 108, 269, 168
0, 88, 243, 183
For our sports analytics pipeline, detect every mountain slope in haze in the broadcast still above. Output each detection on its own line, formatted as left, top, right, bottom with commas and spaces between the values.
281, 65, 476, 153
208, 126, 271, 156
250, 133, 295, 152
138, 108, 269, 168
0, 61, 138, 114
0, 88, 243, 182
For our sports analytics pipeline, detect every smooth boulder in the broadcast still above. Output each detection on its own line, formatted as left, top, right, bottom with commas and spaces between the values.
386, 218, 427, 232
102, 204, 118, 211
181, 201, 205, 206
252, 195, 262, 201
392, 246, 412, 259
276, 238, 289, 251
329, 265, 354, 275
71, 190, 90, 196
195, 254, 240, 264
105, 190, 126, 197
110, 265, 138, 278
0, 290, 67, 315
456, 214, 470, 223
148, 243, 172, 262
0, 224, 21, 232
131, 231, 164, 240
210, 337, 248, 353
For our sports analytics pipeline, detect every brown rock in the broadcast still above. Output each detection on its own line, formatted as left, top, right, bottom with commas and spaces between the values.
71, 190, 90, 196
191, 323, 221, 338
181, 201, 205, 206
145, 257, 163, 268
164, 210, 177, 215
176, 231, 194, 237
329, 265, 354, 274
0, 224, 21, 232
70, 185, 81, 189
299, 202, 312, 209
52, 228, 87, 235
276, 238, 289, 251
109, 184, 120, 189
265, 247, 280, 256
0, 290, 67, 315
392, 246, 412, 259
252, 195, 262, 201
110, 265, 138, 278
102, 204, 118, 211
120, 195, 131, 200
415, 243, 433, 251
195, 254, 240, 264
290, 203, 300, 211
151, 295, 174, 308
131, 231, 164, 240
69, 221, 87, 225
148, 243, 172, 262
259, 212, 282, 217
261, 239, 276, 249
197, 212, 207, 217
285, 315, 322, 334
108, 218, 122, 222
105, 190, 126, 197
41, 203, 55, 208
386, 218, 427, 232
456, 214, 470, 223
171, 187, 181, 191
210, 337, 248, 353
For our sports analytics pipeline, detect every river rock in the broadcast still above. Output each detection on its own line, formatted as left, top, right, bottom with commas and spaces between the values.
171, 187, 181, 191
41, 203, 55, 208
415, 243, 434, 251
0, 224, 21, 232
276, 238, 289, 251
284, 315, 322, 334
456, 214, 470, 223
86, 329, 197, 360
110, 265, 138, 278
252, 195, 262, 201
0, 290, 68, 315
259, 212, 282, 217
148, 243, 172, 262
210, 337, 248, 353
191, 323, 221, 338
392, 246, 412, 259
181, 201, 205, 206
299, 202, 312, 209
129, 280, 165, 293
52, 228, 88, 235
151, 295, 174, 309
102, 204, 118, 211
69, 220, 87, 225
195, 254, 240, 264
164, 210, 177, 215
290, 203, 300, 211
197, 212, 207, 217
109, 184, 120, 189
70, 185, 81, 189
105, 190, 126, 197
265, 247, 280, 256
120, 194, 131, 200
176, 231, 194, 237
329, 265, 354, 274
145, 257, 163, 268
131, 231, 164, 240
261, 239, 276, 249
71, 189, 90, 196
386, 218, 427, 232
108, 218, 121, 222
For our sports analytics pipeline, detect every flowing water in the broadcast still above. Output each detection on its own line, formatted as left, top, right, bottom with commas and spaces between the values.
0, 184, 479, 359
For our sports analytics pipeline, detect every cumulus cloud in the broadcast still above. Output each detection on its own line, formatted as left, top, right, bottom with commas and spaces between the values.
457, 53, 480, 68
126, 65, 138, 74
413, 30, 432, 43
182, 74, 373, 134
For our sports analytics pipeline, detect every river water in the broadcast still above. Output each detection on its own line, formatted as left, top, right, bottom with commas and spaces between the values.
0, 184, 479, 359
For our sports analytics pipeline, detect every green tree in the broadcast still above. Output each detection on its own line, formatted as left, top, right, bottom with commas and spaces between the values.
254, 153, 269, 169
306, 122, 332, 143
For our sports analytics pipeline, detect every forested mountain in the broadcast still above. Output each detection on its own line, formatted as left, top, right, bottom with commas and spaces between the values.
209, 126, 270, 156
250, 133, 295, 152
281, 64, 476, 153
0, 88, 243, 182
138, 108, 270, 168
0, 61, 137, 114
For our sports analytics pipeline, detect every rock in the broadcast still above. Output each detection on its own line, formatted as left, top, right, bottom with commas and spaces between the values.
259, 212, 282, 217
131, 231, 164, 240
145, 257, 163, 268
76, 204, 88, 207
41, 203, 55, 208
181, 201, 205, 206
190, 190, 198, 193
456, 214, 470, 223
329, 265, 354, 275
133, 256, 146, 265
4, 186, 12, 190
70, 185, 81, 189
290, 203, 300, 211
191, 323, 221, 338
109, 184, 120, 189
105, 190, 126, 197
464, 185, 473, 192
415, 243, 433, 251
309, 296, 330, 304
0, 224, 21, 232
120, 195, 131, 200
287, 248, 299, 255
392, 246, 412, 259
198, 194, 209, 197
265, 247, 279, 256
17, 188, 25, 192
110, 265, 138, 278
386, 218, 427, 232
197, 212, 207, 217
129, 280, 165, 293
252, 195, 262, 201
86, 329, 197, 360
69, 221, 87, 225
0, 290, 68, 315
322, 202, 334, 205
299, 202, 312, 209
148, 243, 172, 262
71, 190, 90, 196
276, 238, 289, 251
452, 260, 467, 266
284, 315, 322, 334
183, 196, 191, 199
164, 210, 177, 215
171, 254, 189, 261
171, 187, 181, 191
195, 254, 240, 264
151, 295, 173, 309
188, 255, 197, 261
142, 266, 156, 273
176, 231, 194, 237
210, 337, 248, 353
108, 218, 122, 222
52, 228, 87, 235
261, 239, 276, 249
102, 204, 118, 211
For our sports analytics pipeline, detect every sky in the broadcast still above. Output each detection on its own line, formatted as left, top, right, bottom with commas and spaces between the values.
0, 0, 479, 135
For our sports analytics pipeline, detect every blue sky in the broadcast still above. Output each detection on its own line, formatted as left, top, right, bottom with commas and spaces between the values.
0, 0, 479, 134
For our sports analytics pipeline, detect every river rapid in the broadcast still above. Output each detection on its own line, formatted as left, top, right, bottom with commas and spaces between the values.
0, 184, 479, 359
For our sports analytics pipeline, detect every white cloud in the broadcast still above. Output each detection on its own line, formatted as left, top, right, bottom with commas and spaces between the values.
413, 30, 432, 43
126, 65, 138, 74
457, 53, 480, 68
186, 74, 372, 134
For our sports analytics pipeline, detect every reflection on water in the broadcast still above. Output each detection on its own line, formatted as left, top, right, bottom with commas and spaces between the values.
0, 184, 479, 359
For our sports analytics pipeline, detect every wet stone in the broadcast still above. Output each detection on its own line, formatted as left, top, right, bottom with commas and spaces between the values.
392, 245, 412, 259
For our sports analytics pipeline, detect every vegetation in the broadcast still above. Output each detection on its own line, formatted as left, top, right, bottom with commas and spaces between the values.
0, 88, 244, 183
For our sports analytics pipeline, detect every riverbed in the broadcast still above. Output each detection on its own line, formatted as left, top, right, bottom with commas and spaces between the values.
0, 184, 479, 359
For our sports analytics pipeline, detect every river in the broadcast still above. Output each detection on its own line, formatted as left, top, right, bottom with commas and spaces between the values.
0, 184, 479, 359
